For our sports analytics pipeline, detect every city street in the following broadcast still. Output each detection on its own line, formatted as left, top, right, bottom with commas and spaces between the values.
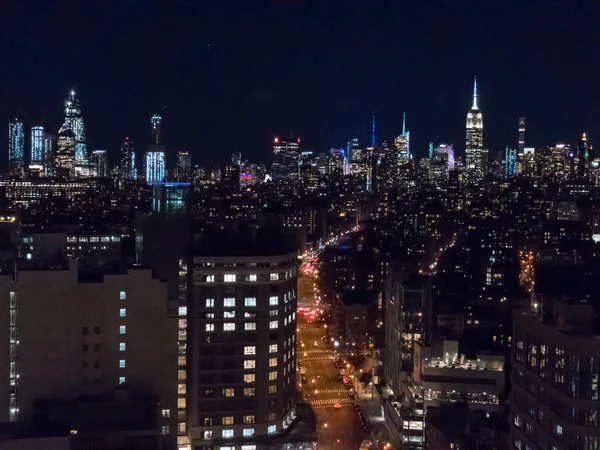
297, 274, 368, 450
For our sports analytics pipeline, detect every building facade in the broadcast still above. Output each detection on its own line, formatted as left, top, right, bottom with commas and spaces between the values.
465, 78, 485, 181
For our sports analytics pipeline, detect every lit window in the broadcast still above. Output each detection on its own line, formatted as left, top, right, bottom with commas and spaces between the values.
245, 297, 257, 307
270, 320, 278, 329
205, 298, 214, 308
222, 388, 234, 397
224, 298, 235, 307
161, 425, 170, 435
119, 308, 126, 317
270, 296, 279, 306
244, 387, 255, 396
243, 415, 255, 424
206, 324, 215, 331
222, 416, 234, 425
268, 424, 277, 434
224, 311, 235, 318
120, 291, 126, 300
224, 274, 236, 283
224, 323, 235, 331
247, 274, 257, 282
119, 326, 126, 334
244, 374, 256, 383
556, 424, 563, 436
205, 275, 215, 282
119, 360, 126, 368
203, 431, 213, 439
161, 409, 171, 418
269, 344, 278, 353
269, 371, 278, 380
243, 428, 255, 436
119, 343, 126, 351
269, 358, 277, 367
244, 360, 256, 369
270, 310, 278, 316
245, 322, 256, 331
244, 346, 256, 355
270, 273, 279, 281
178, 398, 186, 408
119, 376, 126, 384
222, 429, 234, 438
269, 385, 278, 394
178, 306, 187, 316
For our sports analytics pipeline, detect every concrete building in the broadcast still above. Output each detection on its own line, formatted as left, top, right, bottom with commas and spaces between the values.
0, 261, 178, 448
187, 231, 299, 449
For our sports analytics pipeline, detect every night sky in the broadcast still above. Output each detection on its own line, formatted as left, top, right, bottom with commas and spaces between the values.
0, 1, 598, 167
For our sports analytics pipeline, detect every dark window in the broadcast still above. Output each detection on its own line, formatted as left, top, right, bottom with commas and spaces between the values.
82, 361, 89, 369
82, 327, 89, 335
94, 344, 100, 352
94, 326, 101, 335
82, 344, 89, 352
94, 361, 100, 369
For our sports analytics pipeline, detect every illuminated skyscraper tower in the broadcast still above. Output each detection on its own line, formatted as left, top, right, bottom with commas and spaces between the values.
64, 90, 87, 171
151, 114, 162, 145
518, 117, 526, 155
30, 126, 44, 166
8, 120, 25, 176
465, 77, 485, 181
55, 123, 76, 179
120, 137, 136, 180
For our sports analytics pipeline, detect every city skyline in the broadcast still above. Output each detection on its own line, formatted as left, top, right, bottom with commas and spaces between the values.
0, 2, 598, 167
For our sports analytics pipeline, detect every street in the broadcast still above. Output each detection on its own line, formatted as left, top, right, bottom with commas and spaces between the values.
297, 274, 368, 450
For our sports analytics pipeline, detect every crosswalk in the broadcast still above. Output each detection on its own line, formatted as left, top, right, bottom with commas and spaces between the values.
308, 388, 347, 395
299, 356, 333, 362
308, 397, 354, 407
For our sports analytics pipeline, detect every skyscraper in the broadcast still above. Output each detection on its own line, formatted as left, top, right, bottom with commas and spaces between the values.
54, 123, 76, 178
92, 149, 108, 177
146, 151, 165, 184
119, 137, 136, 180
175, 151, 192, 181
30, 126, 44, 166
505, 147, 517, 178
42, 133, 55, 177
151, 114, 162, 145
271, 137, 300, 178
518, 117, 526, 155
465, 77, 485, 181
577, 132, 589, 178
8, 120, 25, 176
64, 90, 87, 170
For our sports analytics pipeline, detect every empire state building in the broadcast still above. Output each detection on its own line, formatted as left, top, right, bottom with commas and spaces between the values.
465, 77, 485, 181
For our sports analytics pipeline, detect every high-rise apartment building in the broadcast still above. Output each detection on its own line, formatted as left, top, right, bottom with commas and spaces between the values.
518, 117, 526, 155
30, 125, 44, 166
511, 291, 600, 450
188, 231, 299, 448
465, 78, 485, 181
0, 261, 178, 448
64, 90, 87, 172
119, 137, 136, 180
8, 120, 25, 176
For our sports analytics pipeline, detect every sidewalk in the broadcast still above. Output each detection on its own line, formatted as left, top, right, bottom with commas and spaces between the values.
356, 382, 396, 450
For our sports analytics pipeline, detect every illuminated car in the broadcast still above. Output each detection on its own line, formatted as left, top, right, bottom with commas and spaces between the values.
333, 402, 341, 410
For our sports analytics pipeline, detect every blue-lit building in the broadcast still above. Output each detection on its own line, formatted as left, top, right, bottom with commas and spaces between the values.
8, 120, 25, 176
64, 90, 87, 173
505, 147, 517, 178
30, 125, 44, 166
145, 147, 165, 184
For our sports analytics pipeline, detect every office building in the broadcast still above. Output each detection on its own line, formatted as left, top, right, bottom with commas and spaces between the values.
188, 230, 299, 448
54, 124, 76, 179
271, 137, 300, 179
577, 132, 589, 178
8, 120, 25, 176
146, 150, 166, 184
175, 151, 192, 181
505, 147, 517, 178
64, 90, 88, 173
518, 117, 526, 155
465, 78, 485, 181
119, 137, 136, 180
92, 149, 108, 177
42, 133, 56, 177
30, 125, 44, 166
0, 261, 178, 448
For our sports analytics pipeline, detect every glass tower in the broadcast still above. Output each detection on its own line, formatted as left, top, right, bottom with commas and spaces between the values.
30, 126, 44, 165
8, 120, 25, 176
64, 90, 87, 167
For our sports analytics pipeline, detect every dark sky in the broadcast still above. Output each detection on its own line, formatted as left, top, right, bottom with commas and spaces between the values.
0, 0, 598, 167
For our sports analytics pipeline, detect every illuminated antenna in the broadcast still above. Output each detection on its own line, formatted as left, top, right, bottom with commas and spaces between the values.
472, 77, 478, 109
371, 115, 376, 146
402, 112, 406, 136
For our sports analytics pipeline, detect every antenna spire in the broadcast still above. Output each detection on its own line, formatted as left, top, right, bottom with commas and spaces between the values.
472, 77, 478, 109
402, 112, 406, 135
